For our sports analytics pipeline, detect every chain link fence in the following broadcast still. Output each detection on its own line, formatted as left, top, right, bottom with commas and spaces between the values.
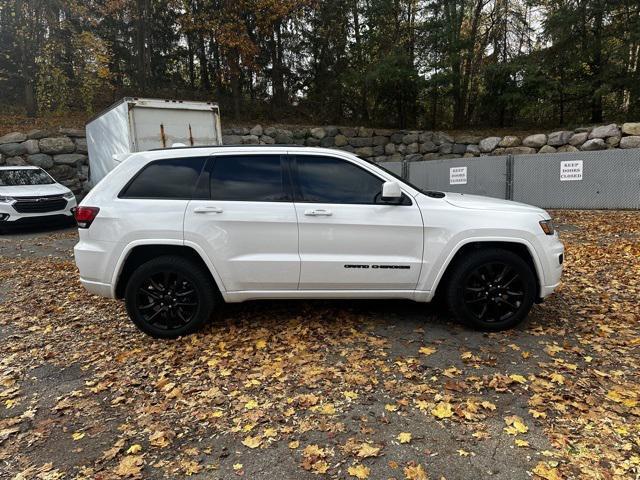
384, 149, 640, 209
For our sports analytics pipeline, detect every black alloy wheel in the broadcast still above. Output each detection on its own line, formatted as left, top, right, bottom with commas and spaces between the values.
446, 248, 536, 331
125, 255, 216, 338
462, 262, 525, 323
136, 271, 199, 330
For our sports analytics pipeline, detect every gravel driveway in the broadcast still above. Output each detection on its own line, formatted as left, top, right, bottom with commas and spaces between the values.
0, 211, 638, 480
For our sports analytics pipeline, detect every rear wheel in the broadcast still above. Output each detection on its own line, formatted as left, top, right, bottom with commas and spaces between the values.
446, 248, 536, 331
124, 255, 216, 338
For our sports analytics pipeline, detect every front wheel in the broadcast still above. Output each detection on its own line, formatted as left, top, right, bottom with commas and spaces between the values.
124, 255, 216, 338
446, 248, 537, 331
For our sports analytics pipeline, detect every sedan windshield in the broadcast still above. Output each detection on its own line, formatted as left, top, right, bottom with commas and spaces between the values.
0, 169, 54, 186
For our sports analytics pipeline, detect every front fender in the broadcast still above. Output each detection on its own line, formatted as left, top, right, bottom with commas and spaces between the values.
419, 233, 545, 301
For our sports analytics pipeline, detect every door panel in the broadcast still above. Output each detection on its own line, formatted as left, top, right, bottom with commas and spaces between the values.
184, 201, 299, 291
184, 154, 299, 291
295, 203, 423, 289
292, 154, 424, 290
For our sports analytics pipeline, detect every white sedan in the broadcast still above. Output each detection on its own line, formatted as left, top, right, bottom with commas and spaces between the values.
0, 166, 77, 229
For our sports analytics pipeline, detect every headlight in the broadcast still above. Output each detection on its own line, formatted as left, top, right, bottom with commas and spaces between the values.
63, 191, 75, 200
539, 219, 555, 235
0, 196, 14, 203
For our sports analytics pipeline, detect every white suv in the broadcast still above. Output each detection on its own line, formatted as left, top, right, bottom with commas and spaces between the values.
0, 166, 77, 229
74, 146, 563, 338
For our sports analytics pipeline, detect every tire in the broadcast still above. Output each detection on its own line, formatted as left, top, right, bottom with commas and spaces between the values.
124, 255, 216, 338
445, 248, 536, 331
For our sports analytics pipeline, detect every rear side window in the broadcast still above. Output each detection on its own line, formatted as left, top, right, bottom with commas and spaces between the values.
120, 157, 206, 199
294, 155, 384, 204
209, 155, 290, 201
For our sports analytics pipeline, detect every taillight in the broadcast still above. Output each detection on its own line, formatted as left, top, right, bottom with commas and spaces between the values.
73, 206, 100, 228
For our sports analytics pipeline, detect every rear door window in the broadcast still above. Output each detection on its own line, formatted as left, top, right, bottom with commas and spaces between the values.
208, 155, 291, 201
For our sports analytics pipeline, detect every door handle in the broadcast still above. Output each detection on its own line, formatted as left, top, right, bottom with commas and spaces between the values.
194, 206, 223, 214
304, 208, 332, 216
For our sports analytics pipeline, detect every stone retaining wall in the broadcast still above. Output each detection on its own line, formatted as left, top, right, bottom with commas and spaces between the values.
222, 122, 640, 163
0, 128, 87, 194
1, 122, 639, 197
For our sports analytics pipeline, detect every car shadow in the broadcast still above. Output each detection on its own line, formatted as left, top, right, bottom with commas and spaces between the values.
0, 221, 76, 236
213, 297, 455, 330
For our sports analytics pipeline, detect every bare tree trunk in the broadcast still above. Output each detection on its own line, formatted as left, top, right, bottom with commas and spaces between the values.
197, 34, 210, 91
187, 34, 195, 89
590, 0, 604, 123
16, 0, 37, 116
460, 0, 485, 124
352, 1, 368, 122
230, 49, 241, 119
271, 21, 286, 111
136, 0, 150, 89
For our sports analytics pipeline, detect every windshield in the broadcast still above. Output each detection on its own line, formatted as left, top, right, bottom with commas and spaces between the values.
0, 169, 55, 186
365, 159, 445, 198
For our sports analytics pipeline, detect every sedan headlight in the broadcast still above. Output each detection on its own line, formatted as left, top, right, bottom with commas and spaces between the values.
539, 219, 555, 235
63, 191, 75, 200
0, 196, 14, 203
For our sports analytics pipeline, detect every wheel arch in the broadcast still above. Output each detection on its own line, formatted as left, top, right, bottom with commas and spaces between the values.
430, 240, 543, 303
113, 242, 225, 299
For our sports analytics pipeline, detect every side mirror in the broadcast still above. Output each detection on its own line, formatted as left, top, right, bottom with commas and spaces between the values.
381, 181, 402, 203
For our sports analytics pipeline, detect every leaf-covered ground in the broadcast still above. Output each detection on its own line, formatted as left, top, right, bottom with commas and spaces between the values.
0, 210, 638, 480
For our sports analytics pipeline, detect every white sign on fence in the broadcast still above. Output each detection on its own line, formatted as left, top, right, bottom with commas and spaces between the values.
560, 160, 583, 181
449, 166, 468, 185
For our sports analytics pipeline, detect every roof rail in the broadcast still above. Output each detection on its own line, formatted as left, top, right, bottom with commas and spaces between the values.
148, 144, 303, 151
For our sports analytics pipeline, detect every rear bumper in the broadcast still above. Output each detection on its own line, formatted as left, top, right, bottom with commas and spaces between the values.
79, 278, 113, 297
74, 235, 119, 299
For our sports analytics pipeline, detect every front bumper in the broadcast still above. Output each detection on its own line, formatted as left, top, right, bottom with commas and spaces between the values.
0, 197, 77, 224
538, 234, 564, 298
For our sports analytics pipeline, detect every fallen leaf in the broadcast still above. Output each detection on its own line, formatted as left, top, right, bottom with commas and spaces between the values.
509, 374, 527, 384
343, 391, 359, 400
126, 444, 142, 455
181, 459, 202, 476
404, 462, 428, 480
532, 461, 562, 480
397, 432, 412, 444
149, 430, 171, 448
242, 435, 262, 449
431, 401, 453, 419
357, 443, 381, 458
550, 373, 565, 385
319, 403, 336, 415
419, 346, 436, 356
348, 464, 370, 479
114, 455, 143, 477
504, 415, 529, 435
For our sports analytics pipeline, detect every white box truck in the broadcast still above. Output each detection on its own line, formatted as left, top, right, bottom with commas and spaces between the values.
86, 97, 222, 185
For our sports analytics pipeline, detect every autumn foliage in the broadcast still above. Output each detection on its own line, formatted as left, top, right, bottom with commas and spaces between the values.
0, 210, 639, 478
